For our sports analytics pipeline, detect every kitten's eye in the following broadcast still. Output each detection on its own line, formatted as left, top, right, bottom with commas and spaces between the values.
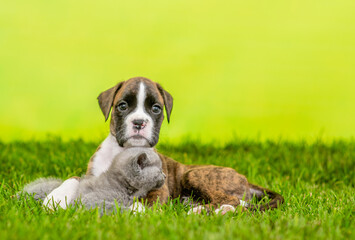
117, 101, 128, 112
152, 104, 161, 114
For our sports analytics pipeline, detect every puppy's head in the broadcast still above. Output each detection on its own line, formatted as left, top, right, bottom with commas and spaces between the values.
97, 77, 173, 148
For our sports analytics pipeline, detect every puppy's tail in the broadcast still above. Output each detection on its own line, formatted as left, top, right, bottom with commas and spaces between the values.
19, 177, 63, 201
245, 183, 284, 211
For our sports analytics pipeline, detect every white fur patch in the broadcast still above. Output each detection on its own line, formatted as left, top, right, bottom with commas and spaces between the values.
91, 133, 123, 176
187, 206, 207, 215
239, 200, 248, 207
214, 204, 236, 215
125, 82, 154, 146
129, 202, 145, 214
43, 178, 79, 210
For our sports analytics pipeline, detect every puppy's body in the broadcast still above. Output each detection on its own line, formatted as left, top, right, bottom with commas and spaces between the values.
84, 137, 282, 212
46, 77, 284, 212
23, 148, 165, 212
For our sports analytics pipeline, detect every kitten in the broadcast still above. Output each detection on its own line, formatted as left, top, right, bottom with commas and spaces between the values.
21, 147, 165, 213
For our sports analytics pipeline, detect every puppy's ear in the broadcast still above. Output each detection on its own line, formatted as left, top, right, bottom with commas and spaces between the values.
97, 82, 124, 121
136, 153, 148, 170
156, 83, 173, 123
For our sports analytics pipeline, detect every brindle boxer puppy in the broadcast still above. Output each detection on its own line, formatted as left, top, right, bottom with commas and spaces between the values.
44, 77, 283, 213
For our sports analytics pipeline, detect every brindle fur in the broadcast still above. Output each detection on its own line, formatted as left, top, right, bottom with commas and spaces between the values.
142, 153, 284, 211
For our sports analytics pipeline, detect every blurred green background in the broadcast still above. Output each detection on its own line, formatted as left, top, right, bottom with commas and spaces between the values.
1, 0, 354, 142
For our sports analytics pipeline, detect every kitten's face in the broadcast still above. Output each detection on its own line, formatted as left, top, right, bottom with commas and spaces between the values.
114, 148, 166, 194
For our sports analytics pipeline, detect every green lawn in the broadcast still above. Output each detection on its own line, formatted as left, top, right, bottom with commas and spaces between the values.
0, 138, 354, 239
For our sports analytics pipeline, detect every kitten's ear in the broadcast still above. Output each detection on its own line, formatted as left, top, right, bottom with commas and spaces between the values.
136, 153, 148, 169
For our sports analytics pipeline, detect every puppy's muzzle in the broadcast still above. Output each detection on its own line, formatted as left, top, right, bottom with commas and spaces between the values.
132, 119, 147, 130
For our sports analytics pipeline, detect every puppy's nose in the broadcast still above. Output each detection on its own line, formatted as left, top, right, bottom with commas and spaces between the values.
132, 119, 146, 130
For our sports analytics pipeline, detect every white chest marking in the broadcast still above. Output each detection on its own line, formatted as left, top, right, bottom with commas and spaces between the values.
91, 133, 124, 176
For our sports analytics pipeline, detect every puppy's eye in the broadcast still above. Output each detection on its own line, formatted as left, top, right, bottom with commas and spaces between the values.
152, 104, 161, 114
117, 101, 128, 112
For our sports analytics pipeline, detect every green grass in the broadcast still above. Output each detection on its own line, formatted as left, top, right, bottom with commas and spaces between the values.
0, 137, 354, 239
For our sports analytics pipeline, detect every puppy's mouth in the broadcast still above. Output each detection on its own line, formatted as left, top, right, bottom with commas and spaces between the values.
131, 134, 146, 139
123, 135, 150, 147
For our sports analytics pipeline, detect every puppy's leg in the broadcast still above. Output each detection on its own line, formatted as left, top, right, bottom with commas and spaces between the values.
192, 190, 241, 215
187, 190, 240, 215
143, 182, 169, 206
43, 177, 80, 210
182, 167, 244, 214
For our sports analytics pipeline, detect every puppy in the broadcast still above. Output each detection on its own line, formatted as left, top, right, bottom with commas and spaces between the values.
46, 77, 284, 213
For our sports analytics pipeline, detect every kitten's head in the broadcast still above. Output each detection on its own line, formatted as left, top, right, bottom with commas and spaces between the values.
112, 147, 165, 195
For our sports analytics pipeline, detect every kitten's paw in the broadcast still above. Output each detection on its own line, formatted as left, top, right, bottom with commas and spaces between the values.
43, 178, 79, 210
215, 204, 236, 215
129, 202, 145, 214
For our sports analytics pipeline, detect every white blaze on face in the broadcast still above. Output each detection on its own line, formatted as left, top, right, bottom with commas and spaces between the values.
125, 82, 153, 146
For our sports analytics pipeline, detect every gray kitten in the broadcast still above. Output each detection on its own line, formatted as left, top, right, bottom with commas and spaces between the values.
21, 147, 165, 212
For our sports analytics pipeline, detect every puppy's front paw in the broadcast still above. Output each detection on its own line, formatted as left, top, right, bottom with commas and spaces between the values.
187, 206, 207, 215
43, 178, 79, 210
215, 204, 236, 215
